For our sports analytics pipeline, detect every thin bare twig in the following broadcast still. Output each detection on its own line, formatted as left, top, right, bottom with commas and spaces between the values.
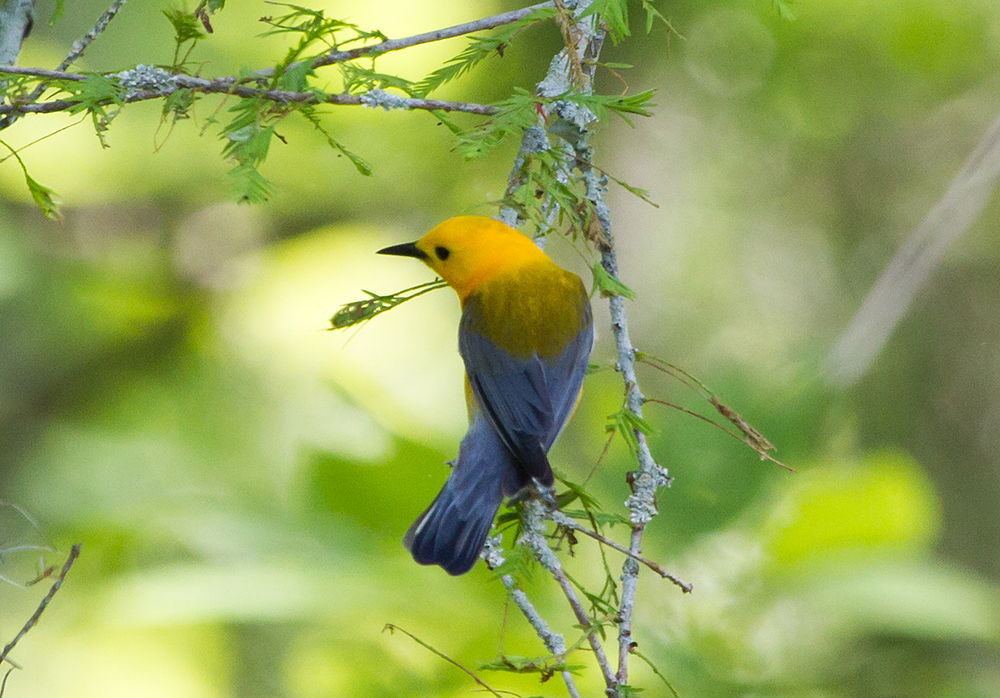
382, 624, 505, 698
549, 562, 617, 685
0, 65, 86, 81
312, 2, 556, 70
631, 649, 682, 698
552, 512, 693, 593
0, 543, 81, 666
635, 354, 791, 470
575, 23, 670, 683
643, 398, 793, 472
602, 247, 668, 690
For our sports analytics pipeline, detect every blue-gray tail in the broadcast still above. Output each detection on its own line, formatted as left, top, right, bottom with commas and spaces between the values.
404, 415, 530, 575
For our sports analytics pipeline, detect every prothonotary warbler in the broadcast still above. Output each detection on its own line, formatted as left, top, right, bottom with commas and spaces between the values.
378, 215, 594, 575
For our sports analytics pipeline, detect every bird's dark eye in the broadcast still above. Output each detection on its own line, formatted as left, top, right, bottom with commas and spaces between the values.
435, 246, 450, 261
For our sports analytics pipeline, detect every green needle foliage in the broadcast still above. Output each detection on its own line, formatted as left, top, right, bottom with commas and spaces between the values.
0, 140, 60, 220
61, 75, 126, 148
329, 279, 449, 330
0, 0, 661, 218
413, 6, 558, 98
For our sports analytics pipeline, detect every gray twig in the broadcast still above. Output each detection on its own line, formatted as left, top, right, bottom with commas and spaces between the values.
0, 65, 87, 81
601, 260, 671, 688
0, 543, 81, 666
0, 0, 33, 67
313, 1, 555, 69
0, 0, 128, 130
551, 511, 692, 593
483, 536, 582, 698
519, 499, 617, 689
495, 0, 674, 692
0, 1, 552, 123
57, 0, 127, 71
0, 65, 498, 116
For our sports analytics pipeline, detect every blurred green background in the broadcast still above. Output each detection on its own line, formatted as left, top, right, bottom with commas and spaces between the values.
2, 0, 1000, 696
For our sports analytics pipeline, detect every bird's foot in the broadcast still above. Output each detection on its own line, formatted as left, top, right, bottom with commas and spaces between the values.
531, 480, 558, 511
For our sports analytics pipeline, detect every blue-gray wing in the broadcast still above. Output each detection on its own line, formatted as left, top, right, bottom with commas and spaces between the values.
404, 413, 516, 575
459, 305, 593, 488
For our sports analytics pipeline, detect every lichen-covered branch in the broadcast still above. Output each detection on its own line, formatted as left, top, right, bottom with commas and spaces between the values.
483, 536, 582, 698
518, 498, 618, 688
602, 282, 672, 687
0, 65, 498, 116
56, 0, 128, 72
0, 1, 552, 126
0, 0, 33, 68
495, 0, 674, 693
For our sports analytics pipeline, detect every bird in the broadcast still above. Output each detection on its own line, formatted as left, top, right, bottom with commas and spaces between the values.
378, 215, 593, 575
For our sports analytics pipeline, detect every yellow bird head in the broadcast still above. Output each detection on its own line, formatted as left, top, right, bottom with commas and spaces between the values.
378, 216, 548, 302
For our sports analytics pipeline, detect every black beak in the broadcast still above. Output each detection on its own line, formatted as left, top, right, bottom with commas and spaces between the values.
377, 241, 428, 260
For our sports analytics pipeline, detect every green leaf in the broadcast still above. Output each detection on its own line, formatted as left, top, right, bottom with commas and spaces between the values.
491, 542, 537, 586
413, 7, 556, 97
25, 172, 61, 220
606, 171, 658, 207
162, 88, 194, 123
63, 74, 125, 114
414, 38, 500, 98
228, 163, 275, 204
49, 0, 66, 25
591, 262, 637, 300
329, 280, 447, 330
561, 509, 631, 527
607, 405, 654, 453
260, 3, 385, 65
455, 88, 541, 159
555, 476, 603, 512
275, 56, 318, 93
621, 408, 655, 437
552, 90, 655, 129
162, 9, 206, 44
56, 74, 124, 146
582, 0, 630, 44
639, 0, 678, 35
298, 107, 373, 176
220, 98, 275, 169
0, 139, 62, 220
430, 110, 463, 135
773, 0, 797, 21
478, 654, 583, 677
339, 63, 417, 96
